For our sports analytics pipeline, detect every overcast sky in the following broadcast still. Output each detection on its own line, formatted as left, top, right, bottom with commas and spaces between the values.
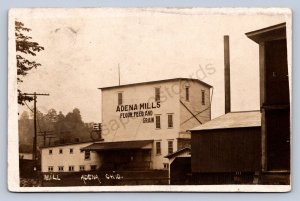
14, 8, 288, 122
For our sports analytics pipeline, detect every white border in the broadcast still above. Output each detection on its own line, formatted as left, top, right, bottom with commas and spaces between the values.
7, 7, 292, 192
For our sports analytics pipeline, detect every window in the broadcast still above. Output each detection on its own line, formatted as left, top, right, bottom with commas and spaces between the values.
163, 163, 169, 170
155, 115, 161, 129
58, 166, 64, 172
185, 87, 189, 101
201, 90, 205, 105
80, 148, 84, 153
70, 148, 73, 154
90, 165, 97, 171
156, 141, 161, 155
49, 149, 53, 155
118, 92, 123, 105
85, 151, 91, 160
79, 165, 85, 171
59, 149, 63, 154
168, 114, 173, 128
168, 140, 173, 154
69, 166, 74, 172
155, 87, 160, 102
48, 166, 53, 172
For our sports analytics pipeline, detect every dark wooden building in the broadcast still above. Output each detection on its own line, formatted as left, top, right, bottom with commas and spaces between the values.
190, 111, 261, 184
246, 23, 290, 184
188, 23, 290, 185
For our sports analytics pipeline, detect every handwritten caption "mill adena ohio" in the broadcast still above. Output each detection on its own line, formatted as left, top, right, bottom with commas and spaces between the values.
116, 102, 161, 123
81, 172, 123, 184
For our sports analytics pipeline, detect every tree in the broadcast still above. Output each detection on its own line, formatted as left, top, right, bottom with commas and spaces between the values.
16, 21, 44, 105
18, 111, 33, 152
44, 109, 58, 123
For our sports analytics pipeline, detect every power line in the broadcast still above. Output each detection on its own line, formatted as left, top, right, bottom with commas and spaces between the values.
24, 101, 34, 113
23, 100, 43, 133
20, 92, 50, 171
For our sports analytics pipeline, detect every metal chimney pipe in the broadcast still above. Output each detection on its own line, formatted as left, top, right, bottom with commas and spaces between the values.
224, 35, 231, 114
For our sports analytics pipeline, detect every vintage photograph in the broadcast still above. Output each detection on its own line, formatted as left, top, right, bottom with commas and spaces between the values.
8, 8, 291, 191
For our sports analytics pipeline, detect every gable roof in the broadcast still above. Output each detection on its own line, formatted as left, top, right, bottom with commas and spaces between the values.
98, 78, 212, 90
190, 110, 261, 131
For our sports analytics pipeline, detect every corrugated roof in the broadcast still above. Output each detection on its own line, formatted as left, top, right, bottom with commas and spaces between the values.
189, 111, 261, 131
81, 140, 153, 151
98, 78, 212, 90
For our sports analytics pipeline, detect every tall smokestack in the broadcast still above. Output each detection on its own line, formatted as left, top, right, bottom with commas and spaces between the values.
224, 35, 231, 114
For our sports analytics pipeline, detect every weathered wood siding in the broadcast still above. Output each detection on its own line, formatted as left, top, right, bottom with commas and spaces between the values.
191, 127, 261, 172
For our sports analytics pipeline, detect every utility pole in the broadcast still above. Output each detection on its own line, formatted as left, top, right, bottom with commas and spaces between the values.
21, 92, 49, 170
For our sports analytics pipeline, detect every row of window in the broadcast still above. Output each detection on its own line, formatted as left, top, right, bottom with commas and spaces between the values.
155, 114, 173, 129
48, 165, 97, 172
49, 148, 75, 155
117, 87, 206, 105
155, 140, 173, 155
48, 148, 91, 160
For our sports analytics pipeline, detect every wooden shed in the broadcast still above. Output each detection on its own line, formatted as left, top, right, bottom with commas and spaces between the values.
190, 111, 261, 184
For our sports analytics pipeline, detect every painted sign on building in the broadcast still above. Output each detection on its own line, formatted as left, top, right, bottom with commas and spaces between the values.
116, 102, 160, 123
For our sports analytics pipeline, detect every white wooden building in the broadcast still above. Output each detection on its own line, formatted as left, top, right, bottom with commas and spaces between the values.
83, 78, 212, 170
40, 141, 102, 172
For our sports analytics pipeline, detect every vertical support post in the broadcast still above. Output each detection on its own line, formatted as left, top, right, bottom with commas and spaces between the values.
33, 92, 37, 162
224, 35, 231, 114
259, 42, 267, 172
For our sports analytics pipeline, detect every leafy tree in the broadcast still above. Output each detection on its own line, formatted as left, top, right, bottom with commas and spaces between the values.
19, 108, 93, 149
44, 109, 58, 123
16, 21, 44, 105
19, 111, 33, 152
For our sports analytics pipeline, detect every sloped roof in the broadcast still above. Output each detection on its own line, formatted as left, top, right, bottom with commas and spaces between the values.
40, 140, 103, 149
98, 78, 212, 90
165, 147, 191, 159
81, 140, 153, 151
245, 22, 286, 43
190, 111, 261, 131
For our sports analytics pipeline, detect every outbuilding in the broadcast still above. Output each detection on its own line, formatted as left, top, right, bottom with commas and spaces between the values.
190, 111, 261, 184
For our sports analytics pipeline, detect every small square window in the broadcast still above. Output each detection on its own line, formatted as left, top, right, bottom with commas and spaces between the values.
49, 149, 53, 155
58, 166, 64, 172
59, 149, 63, 154
48, 166, 53, 172
90, 165, 97, 171
79, 165, 85, 171
70, 148, 73, 154
69, 166, 74, 172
